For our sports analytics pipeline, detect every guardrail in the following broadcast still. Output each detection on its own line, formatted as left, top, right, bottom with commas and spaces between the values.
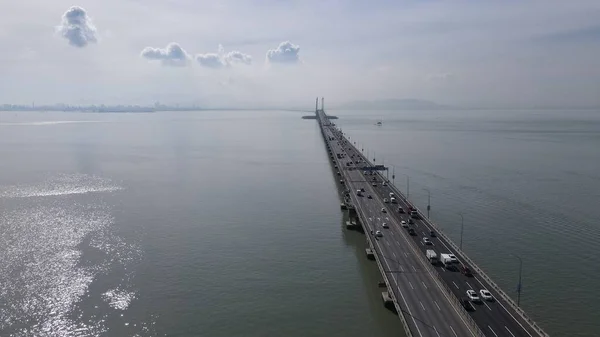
338, 127, 550, 337
406, 201, 549, 337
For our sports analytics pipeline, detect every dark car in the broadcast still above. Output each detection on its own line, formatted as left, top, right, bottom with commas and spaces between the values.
430, 230, 436, 237
367, 195, 372, 199
397, 207, 405, 213
408, 218, 414, 224
459, 298, 475, 312
408, 228, 416, 236
460, 265, 473, 277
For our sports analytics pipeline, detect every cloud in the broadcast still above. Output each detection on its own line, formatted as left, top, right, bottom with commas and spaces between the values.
141, 43, 190, 67
266, 41, 300, 64
426, 73, 455, 82
195, 45, 252, 69
57, 6, 97, 48
225, 51, 252, 65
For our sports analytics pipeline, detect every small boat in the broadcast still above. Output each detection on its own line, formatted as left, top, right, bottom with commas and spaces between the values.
376, 120, 382, 126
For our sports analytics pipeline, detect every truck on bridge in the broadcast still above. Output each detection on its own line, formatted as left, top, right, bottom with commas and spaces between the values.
426, 250, 438, 264
440, 253, 458, 267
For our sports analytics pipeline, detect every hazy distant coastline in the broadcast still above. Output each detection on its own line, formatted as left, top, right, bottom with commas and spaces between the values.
336, 99, 451, 110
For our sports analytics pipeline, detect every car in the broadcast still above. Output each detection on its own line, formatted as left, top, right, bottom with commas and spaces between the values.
372, 183, 377, 187
460, 298, 475, 312
367, 195, 372, 199
408, 218, 414, 224
382, 223, 389, 228
423, 237, 432, 245
430, 230, 436, 237
397, 207, 405, 213
372, 177, 377, 181
383, 198, 389, 203
480, 289, 493, 301
360, 188, 365, 192
408, 228, 416, 236
466, 290, 481, 302
401, 220, 408, 228
382, 182, 387, 186
375, 230, 383, 237
381, 208, 387, 213
460, 265, 473, 277
363, 171, 368, 175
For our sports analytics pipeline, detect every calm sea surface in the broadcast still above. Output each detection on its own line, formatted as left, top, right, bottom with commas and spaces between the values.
1, 109, 599, 337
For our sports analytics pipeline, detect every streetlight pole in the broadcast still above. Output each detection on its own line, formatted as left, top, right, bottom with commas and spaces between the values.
513, 254, 523, 307
459, 213, 464, 250
423, 188, 431, 218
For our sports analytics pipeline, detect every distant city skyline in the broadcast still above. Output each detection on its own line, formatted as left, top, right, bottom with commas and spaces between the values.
1, 1, 599, 108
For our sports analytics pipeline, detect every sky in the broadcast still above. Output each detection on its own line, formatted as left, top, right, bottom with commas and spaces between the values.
1, 0, 599, 108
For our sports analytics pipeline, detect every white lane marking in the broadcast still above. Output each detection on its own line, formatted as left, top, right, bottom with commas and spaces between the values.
392, 252, 397, 258
404, 252, 408, 257
409, 281, 414, 290
370, 220, 424, 337
449, 325, 458, 337
412, 266, 417, 272
483, 301, 492, 311
434, 300, 441, 311
474, 277, 533, 337
433, 326, 441, 337
488, 325, 499, 337
505, 326, 516, 337
396, 240, 401, 245
440, 267, 445, 271
386, 241, 390, 246
420, 301, 426, 311
422, 281, 427, 289
466, 281, 473, 289
399, 265, 404, 272
453, 281, 459, 289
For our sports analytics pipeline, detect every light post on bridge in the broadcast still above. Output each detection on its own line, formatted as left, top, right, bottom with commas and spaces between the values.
512, 254, 523, 307
458, 212, 464, 251
423, 188, 431, 219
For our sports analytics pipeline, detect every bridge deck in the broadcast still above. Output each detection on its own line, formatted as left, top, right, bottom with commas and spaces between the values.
316, 110, 548, 337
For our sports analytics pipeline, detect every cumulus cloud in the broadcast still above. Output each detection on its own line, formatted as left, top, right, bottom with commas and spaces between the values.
266, 41, 300, 64
195, 45, 252, 69
57, 6, 97, 48
141, 43, 190, 67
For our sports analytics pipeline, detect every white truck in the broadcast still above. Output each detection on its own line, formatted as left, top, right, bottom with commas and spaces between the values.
426, 250, 438, 264
440, 253, 458, 267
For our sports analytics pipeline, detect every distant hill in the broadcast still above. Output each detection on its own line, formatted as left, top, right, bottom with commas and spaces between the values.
337, 99, 451, 110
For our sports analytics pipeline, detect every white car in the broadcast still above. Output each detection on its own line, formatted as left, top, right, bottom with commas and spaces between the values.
466, 290, 481, 302
401, 220, 408, 228
382, 222, 389, 228
372, 183, 377, 187
375, 230, 383, 237
422, 237, 432, 245
480, 289, 493, 301
382, 182, 388, 186
381, 208, 387, 213
383, 198, 389, 203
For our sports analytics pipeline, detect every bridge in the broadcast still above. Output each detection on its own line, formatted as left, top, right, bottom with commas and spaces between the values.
314, 103, 549, 337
